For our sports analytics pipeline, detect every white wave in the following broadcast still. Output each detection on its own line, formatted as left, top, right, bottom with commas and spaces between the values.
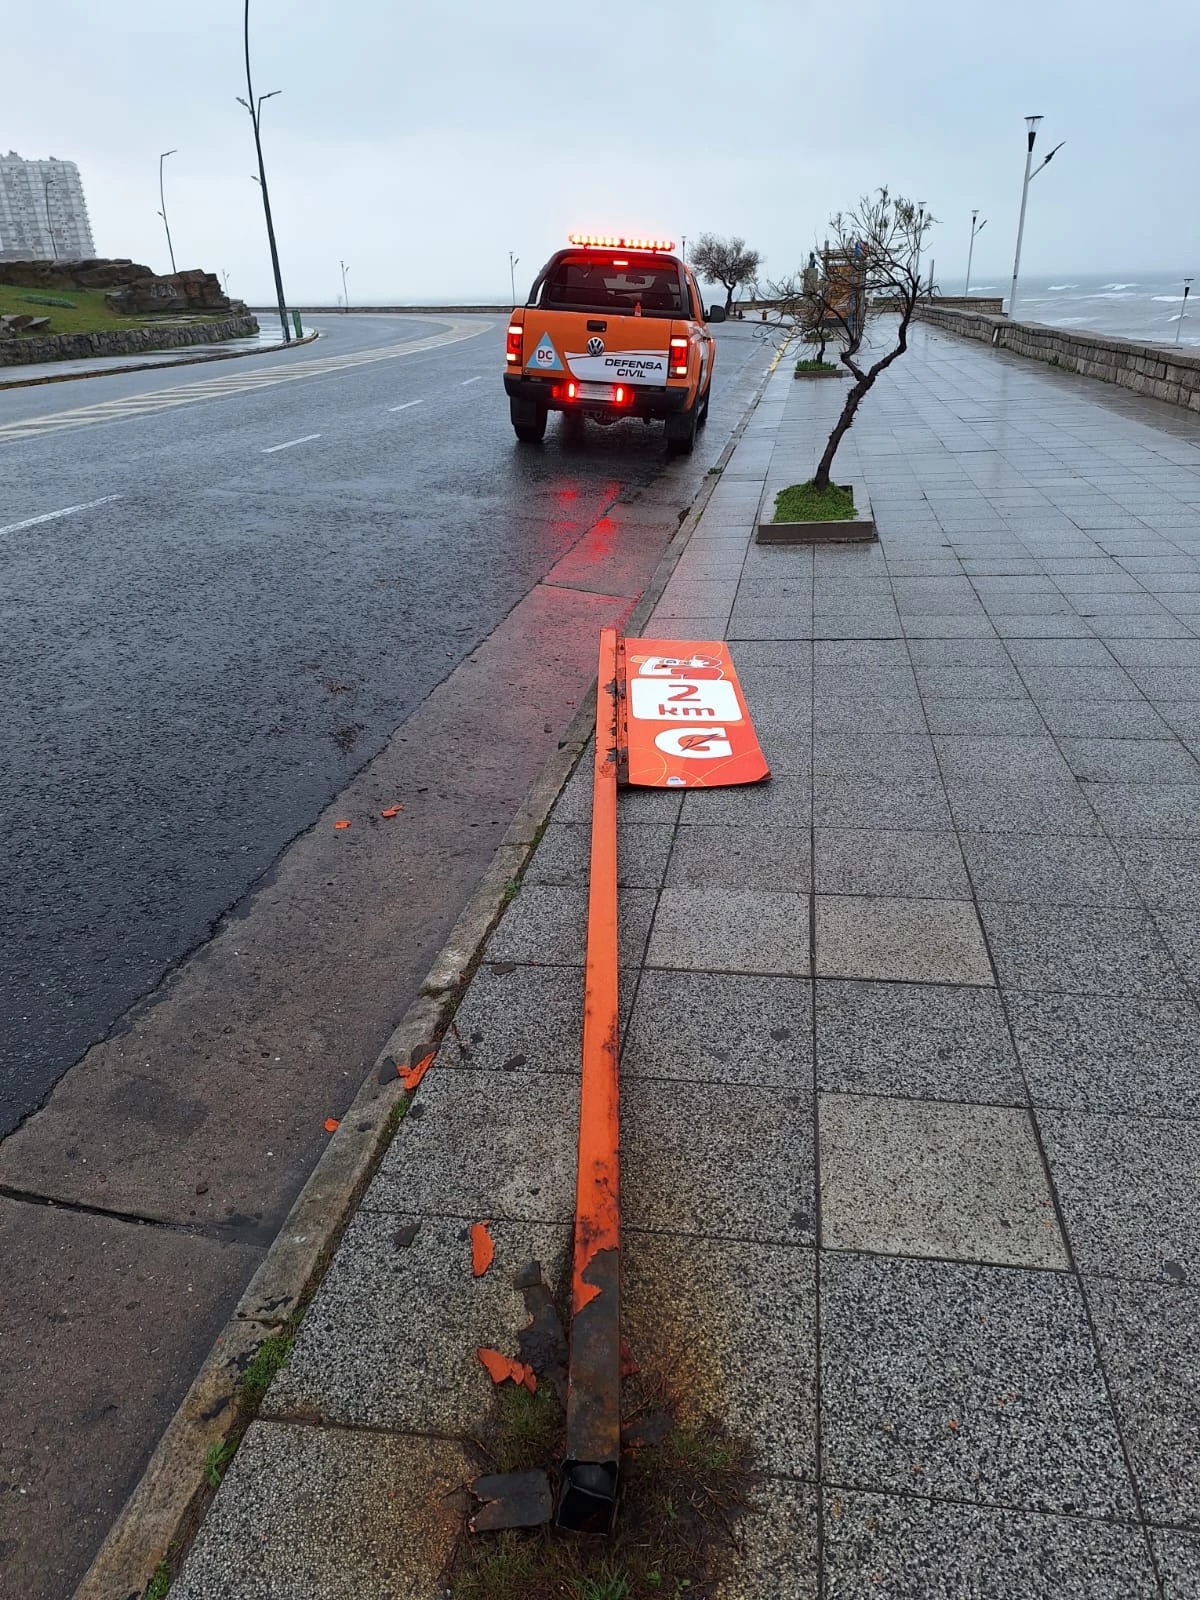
1047, 283, 1078, 291
1153, 294, 1187, 302
1102, 282, 1138, 290
1048, 316, 1094, 325
1086, 291, 1138, 300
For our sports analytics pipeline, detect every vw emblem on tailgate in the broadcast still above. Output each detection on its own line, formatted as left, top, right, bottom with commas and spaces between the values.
586, 336, 605, 356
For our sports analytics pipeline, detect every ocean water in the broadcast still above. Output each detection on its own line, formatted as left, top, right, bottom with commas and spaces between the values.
962, 273, 1198, 347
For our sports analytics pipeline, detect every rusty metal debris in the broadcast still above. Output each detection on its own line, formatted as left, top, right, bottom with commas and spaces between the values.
468, 1470, 553, 1532
515, 1260, 568, 1407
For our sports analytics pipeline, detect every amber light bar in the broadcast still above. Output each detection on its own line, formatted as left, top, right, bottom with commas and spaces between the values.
568, 233, 675, 252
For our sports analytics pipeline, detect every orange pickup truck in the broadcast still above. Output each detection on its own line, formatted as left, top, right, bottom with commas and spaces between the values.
503, 234, 726, 455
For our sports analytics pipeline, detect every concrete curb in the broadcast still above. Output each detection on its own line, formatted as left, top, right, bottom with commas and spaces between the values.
71, 350, 780, 1600
0, 328, 319, 392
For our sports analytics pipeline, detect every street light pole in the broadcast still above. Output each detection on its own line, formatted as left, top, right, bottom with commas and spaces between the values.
965, 210, 987, 297
158, 149, 178, 275
240, 0, 290, 344
340, 259, 350, 312
1009, 116, 1064, 319
1178, 279, 1194, 346
509, 251, 520, 304
42, 176, 58, 259
914, 202, 927, 290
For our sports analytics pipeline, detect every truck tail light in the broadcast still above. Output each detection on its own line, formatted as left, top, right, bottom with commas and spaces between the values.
615, 386, 625, 404
670, 336, 689, 378
506, 324, 523, 365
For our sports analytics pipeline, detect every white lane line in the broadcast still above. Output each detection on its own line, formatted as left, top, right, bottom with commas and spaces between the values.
388, 399, 424, 412
460, 375, 484, 386
0, 494, 122, 536
0, 320, 494, 446
262, 433, 321, 454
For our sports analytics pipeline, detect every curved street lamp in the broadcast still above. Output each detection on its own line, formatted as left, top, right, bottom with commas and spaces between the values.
158, 149, 178, 275
965, 210, 987, 297
1009, 115, 1065, 319
239, 0, 290, 344
42, 175, 59, 259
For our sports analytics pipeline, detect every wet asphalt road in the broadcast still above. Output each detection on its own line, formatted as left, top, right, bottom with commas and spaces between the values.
0, 313, 766, 1136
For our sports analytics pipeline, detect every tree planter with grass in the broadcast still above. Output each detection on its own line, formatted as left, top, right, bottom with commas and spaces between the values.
794, 357, 844, 379
757, 479, 875, 543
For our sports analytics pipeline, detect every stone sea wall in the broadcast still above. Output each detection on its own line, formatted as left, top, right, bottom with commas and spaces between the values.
0, 315, 260, 368
915, 302, 1200, 413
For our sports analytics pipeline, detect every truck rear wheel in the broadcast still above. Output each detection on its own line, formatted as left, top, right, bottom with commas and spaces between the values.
510, 397, 547, 443
665, 399, 698, 456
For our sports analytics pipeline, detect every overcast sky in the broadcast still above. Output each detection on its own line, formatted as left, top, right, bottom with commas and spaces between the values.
7, 0, 1197, 303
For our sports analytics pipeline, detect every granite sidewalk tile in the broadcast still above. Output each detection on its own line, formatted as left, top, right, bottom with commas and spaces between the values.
1151, 1530, 1200, 1598
820, 1094, 1065, 1267
1086, 1276, 1200, 1530
622, 1077, 814, 1244
1007, 991, 1200, 1117
816, 895, 994, 985
816, 980, 1024, 1103
1038, 1112, 1200, 1283
623, 1230, 817, 1480
815, 828, 969, 898
820, 1252, 1136, 1518
979, 902, 1183, 996
822, 1492, 1157, 1600
621, 969, 811, 1088
169, 1424, 471, 1600
262, 1214, 570, 1433
647, 886, 810, 975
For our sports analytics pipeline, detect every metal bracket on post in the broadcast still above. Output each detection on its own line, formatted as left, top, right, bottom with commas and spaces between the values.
557, 628, 624, 1534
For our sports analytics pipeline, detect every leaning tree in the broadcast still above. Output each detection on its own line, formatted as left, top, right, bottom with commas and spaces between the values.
767, 190, 932, 489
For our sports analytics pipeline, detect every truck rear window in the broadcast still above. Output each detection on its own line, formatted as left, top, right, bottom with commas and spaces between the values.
539, 254, 685, 317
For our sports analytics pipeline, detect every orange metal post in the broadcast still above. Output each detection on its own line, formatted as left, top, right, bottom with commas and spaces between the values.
558, 627, 624, 1532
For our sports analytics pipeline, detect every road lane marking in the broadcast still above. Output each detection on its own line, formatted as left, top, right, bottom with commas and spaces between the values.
388, 399, 424, 412
460, 375, 484, 385
262, 433, 321, 454
0, 319, 495, 445
0, 494, 122, 536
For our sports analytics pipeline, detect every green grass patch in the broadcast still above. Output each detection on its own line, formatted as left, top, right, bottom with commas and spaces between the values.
203, 1440, 234, 1489
0, 284, 167, 335
490, 1384, 562, 1475
794, 358, 839, 374
240, 1332, 294, 1403
145, 1563, 172, 1600
772, 480, 855, 523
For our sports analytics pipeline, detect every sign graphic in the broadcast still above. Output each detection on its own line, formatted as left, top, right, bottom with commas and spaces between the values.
566, 348, 669, 385
528, 333, 563, 371
622, 638, 769, 789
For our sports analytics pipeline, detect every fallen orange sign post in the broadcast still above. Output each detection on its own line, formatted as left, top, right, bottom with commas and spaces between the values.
557, 631, 767, 1533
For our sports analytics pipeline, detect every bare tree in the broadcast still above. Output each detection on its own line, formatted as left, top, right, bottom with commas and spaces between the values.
765, 191, 932, 490
815, 192, 930, 487
690, 233, 763, 313
762, 251, 840, 367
